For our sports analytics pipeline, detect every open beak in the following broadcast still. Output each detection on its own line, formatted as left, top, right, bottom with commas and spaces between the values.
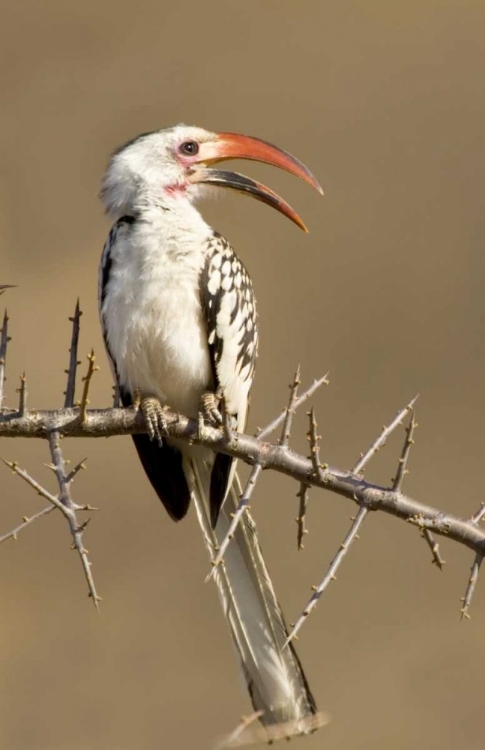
189, 132, 323, 232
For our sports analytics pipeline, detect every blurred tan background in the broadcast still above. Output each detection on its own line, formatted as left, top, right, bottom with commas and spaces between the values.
1, 1, 485, 748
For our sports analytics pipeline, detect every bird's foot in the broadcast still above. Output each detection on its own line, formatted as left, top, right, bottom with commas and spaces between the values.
200, 390, 223, 426
140, 397, 169, 446
198, 390, 222, 440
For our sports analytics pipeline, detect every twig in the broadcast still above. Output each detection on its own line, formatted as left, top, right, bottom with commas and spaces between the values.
459, 501, 485, 619
296, 482, 310, 550
79, 350, 99, 423
308, 407, 324, 478
2, 459, 66, 509
296, 407, 324, 548
206, 463, 263, 580
256, 372, 329, 440
0, 310, 10, 409
352, 395, 418, 475
392, 410, 445, 569
17, 373, 27, 418
278, 365, 301, 448
420, 529, 445, 570
471, 503, 485, 525
0, 285, 15, 295
64, 299, 82, 408
460, 554, 483, 621
392, 409, 416, 493
112, 382, 121, 409
65, 457, 88, 484
2, 455, 97, 584
285, 505, 368, 646
47, 430, 100, 610
0, 505, 55, 544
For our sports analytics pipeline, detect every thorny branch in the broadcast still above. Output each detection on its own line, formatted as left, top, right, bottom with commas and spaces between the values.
296, 482, 310, 551
79, 349, 99, 423
47, 430, 100, 610
3, 402, 485, 552
285, 506, 368, 647
392, 410, 445, 569
207, 464, 263, 579
278, 365, 301, 449
0, 503, 55, 544
0, 310, 10, 409
460, 499, 485, 620
1, 302, 485, 628
17, 373, 27, 418
285, 398, 417, 644
64, 299, 82, 408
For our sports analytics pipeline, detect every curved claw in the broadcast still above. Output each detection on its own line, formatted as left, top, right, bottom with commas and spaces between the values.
140, 396, 169, 446
199, 391, 223, 427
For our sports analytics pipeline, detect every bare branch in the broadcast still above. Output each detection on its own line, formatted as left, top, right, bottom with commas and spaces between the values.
65, 457, 88, 484
421, 528, 446, 570
285, 505, 368, 646
112, 382, 121, 409
0, 504, 55, 544
2, 448, 99, 608
278, 365, 300, 448
17, 372, 27, 418
0, 310, 10, 409
471, 503, 485, 525
206, 463, 263, 580
64, 299, 82, 408
1, 405, 485, 560
47, 430, 100, 610
460, 554, 483, 621
296, 482, 310, 551
352, 396, 418, 475
458, 500, 485, 619
421, 529, 446, 570
2, 459, 65, 508
293, 407, 325, 548
256, 372, 329, 440
392, 410, 445, 569
392, 409, 416, 493
308, 407, 324, 479
79, 350, 99, 423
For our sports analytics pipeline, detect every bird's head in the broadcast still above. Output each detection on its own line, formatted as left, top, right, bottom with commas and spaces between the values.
101, 124, 322, 231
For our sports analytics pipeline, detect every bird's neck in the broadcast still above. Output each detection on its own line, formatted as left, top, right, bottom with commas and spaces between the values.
121, 192, 213, 247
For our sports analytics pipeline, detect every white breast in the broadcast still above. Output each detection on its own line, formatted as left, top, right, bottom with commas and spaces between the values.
101, 213, 213, 419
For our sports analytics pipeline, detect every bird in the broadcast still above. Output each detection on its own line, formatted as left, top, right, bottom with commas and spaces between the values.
98, 124, 323, 738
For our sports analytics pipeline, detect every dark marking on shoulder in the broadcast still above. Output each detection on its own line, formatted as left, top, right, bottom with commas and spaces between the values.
100, 215, 135, 307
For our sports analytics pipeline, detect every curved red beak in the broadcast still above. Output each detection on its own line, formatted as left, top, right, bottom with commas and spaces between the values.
189, 132, 322, 232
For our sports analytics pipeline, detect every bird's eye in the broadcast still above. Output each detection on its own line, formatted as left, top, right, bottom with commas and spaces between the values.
179, 141, 199, 156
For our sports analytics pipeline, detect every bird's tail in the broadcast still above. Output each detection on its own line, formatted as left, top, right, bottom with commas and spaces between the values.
184, 447, 325, 741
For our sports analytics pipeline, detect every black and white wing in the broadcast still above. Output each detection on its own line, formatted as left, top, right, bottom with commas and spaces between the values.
200, 232, 259, 527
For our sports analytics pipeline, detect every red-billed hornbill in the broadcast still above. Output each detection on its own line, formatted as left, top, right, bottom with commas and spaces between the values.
98, 125, 322, 735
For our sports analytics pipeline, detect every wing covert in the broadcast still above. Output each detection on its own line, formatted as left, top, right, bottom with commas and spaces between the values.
200, 232, 259, 527
200, 232, 258, 429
